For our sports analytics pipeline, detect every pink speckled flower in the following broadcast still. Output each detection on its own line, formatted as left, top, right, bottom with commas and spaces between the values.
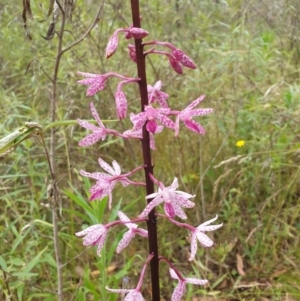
139, 175, 195, 219
116, 211, 148, 253
175, 95, 213, 136
77, 102, 108, 146
130, 105, 175, 134
75, 224, 109, 256
77, 71, 107, 96
80, 158, 144, 209
147, 81, 169, 108
169, 268, 207, 301
189, 215, 223, 261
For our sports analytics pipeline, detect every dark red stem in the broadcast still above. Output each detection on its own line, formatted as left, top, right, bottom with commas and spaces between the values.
130, 1, 160, 300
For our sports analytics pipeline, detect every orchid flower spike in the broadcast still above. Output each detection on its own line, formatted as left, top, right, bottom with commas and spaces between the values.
175, 95, 213, 136
189, 215, 223, 261
169, 268, 208, 301
75, 224, 109, 256
139, 175, 195, 219
116, 211, 148, 253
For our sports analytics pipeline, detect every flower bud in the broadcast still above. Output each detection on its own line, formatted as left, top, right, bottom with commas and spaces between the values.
172, 49, 196, 69
129, 27, 149, 39
106, 34, 119, 59
115, 91, 127, 119
169, 56, 183, 74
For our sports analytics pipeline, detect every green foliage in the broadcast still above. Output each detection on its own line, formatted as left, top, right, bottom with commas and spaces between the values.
1, 0, 300, 300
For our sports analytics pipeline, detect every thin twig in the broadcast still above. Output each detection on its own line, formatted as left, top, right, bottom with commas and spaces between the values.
61, 2, 104, 54
49, 0, 67, 299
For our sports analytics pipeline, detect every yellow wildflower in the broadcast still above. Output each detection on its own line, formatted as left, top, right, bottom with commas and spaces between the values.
236, 140, 245, 147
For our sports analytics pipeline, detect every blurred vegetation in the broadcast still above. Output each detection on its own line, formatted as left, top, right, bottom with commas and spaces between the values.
1, 0, 300, 300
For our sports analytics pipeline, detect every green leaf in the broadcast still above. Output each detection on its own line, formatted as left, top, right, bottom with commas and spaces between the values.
0, 122, 43, 157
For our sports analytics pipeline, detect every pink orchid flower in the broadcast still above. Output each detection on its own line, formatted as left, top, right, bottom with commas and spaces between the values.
189, 215, 223, 261
116, 211, 148, 253
169, 268, 208, 301
139, 175, 195, 219
147, 81, 169, 108
130, 105, 175, 134
75, 224, 108, 256
77, 102, 108, 146
80, 158, 144, 209
77, 71, 107, 96
175, 95, 213, 136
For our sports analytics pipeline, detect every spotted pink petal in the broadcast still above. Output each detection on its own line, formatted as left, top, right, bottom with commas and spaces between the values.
164, 202, 176, 218
146, 119, 158, 133
75, 224, 103, 237
117, 231, 135, 253
172, 202, 188, 219
183, 119, 206, 135
77, 71, 100, 77
106, 34, 119, 59
115, 90, 128, 119
77, 119, 99, 132
86, 80, 107, 96
172, 281, 186, 301
98, 158, 116, 175
189, 108, 213, 117
90, 102, 105, 127
131, 112, 148, 131
155, 91, 169, 108
172, 49, 196, 69
185, 277, 208, 285
195, 230, 214, 248
157, 114, 175, 129
189, 232, 198, 261
139, 195, 164, 217
78, 132, 106, 146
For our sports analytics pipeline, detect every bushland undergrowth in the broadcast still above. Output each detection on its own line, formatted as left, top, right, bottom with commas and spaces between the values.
1, 0, 300, 300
